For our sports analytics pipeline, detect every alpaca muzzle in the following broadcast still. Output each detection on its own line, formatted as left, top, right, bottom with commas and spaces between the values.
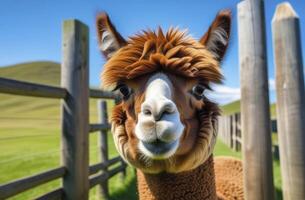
135, 73, 184, 159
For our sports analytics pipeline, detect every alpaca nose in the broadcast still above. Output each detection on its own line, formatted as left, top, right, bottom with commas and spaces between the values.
142, 97, 176, 121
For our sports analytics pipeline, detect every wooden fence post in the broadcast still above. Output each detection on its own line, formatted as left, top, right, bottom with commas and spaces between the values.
238, 0, 275, 199
236, 113, 241, 151
229, 115, 233, 148
224, 116, 227, 145
272, 2, 305, 199
98, 100, 110, 200
232, 113, 237, 151
227, 116, 230, 147
219, 116, 223, 142
61, 20, 89, 200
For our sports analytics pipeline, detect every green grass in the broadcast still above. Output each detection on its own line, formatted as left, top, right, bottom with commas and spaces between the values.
0, 62, 282, 199
221, 100, 241, 115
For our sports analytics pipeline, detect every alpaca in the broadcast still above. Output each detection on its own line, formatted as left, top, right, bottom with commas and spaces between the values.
96, 11, 243, 200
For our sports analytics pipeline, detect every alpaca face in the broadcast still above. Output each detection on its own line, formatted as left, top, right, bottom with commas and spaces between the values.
96, 11, 231, 173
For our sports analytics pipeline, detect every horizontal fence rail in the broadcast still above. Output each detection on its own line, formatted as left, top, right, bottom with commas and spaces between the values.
89, 123, 111, 133
0, 77, 118, 100
89, 165, 126, 189
33, 156, 124, 200
0, 77, 67, 99
89, 157, 122, 175
90, 89, 118, 99
0, 167, 66, 199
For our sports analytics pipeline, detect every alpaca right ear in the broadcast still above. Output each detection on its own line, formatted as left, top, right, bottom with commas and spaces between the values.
199, 10, 231, 61
96, 13, 126, 59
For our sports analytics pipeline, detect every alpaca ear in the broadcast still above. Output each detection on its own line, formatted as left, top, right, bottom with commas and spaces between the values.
200, 10, 231, 61
96, 13, 126, 59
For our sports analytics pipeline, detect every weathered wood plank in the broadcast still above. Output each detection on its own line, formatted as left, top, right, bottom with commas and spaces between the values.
89, 156, 122, 175
272, 2, 305, 199
97, 100, 110, 199
226, 116, 230, 146
0, 167, 65, 199
61, 19, 89, 200
238, 0, 275, 199
89, 165, 126, 189
236, 113, 242, 151
0, 77, 67, 98
232, 114, 237, 151
89, 123, 111, 133
90, 89, 118, 99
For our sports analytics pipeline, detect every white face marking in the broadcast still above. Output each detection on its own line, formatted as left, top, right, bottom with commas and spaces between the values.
145, 73, 172, 99
135, 73, 185, 159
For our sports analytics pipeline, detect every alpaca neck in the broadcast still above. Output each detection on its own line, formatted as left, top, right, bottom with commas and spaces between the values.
136, 155, 217, 200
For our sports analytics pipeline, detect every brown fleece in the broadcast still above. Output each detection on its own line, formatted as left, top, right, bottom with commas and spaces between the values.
137, 156, 244, 200
137, 156, 217, 200
214, 157, 244, 200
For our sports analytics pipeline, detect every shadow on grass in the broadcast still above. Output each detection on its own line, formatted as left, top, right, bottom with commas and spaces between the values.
110, 175, 138, 200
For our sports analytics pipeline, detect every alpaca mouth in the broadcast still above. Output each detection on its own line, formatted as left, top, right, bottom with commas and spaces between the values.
139, 139, 179, 159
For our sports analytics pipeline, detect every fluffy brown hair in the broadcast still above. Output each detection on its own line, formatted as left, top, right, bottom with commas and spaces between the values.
101, 28, 222, 90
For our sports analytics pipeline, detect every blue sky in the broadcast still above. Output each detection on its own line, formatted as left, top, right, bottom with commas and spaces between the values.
0, 0, 304, 104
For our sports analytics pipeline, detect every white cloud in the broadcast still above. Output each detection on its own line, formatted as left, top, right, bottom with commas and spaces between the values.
206, 79, 276, 105
205, 84, 240, 105
268, 78, 276, 91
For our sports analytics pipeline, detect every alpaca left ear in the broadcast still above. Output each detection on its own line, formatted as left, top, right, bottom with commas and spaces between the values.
200, 10, 231, 61
96, 12, 127, 59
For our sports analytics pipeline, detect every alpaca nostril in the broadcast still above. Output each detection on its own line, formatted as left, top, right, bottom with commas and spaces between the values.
143, 107, 152, 116
142, 105, 152, 116
163, 103, 176, 114
154, 101, 176, 121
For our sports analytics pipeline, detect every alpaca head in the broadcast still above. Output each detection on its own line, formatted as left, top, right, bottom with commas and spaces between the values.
96, 11, 231, 173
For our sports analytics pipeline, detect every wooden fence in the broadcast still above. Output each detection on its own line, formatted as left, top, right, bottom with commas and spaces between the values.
218, 113, 242, 152
218, 114, 278, 153
0, 19, 126, 200
236, 1, 305, 200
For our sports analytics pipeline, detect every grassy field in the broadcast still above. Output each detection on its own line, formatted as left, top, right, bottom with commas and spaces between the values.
0, 62, 282, 199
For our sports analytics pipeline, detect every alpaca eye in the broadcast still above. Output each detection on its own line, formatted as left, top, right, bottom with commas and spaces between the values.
115, 84, 132, 100
192, 84, 206, 99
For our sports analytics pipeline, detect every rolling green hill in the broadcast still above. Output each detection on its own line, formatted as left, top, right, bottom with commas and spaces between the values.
0, 61, 60, 85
